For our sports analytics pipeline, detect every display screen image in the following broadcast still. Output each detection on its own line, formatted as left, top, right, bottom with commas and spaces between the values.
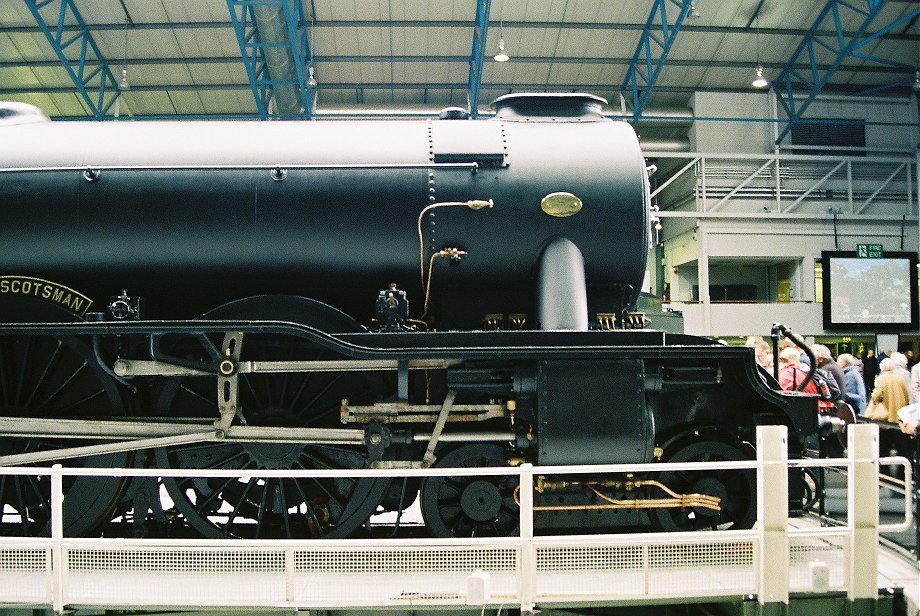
822, 251, 918, 331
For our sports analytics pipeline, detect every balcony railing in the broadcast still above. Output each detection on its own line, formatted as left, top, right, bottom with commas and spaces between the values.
649, 152, 916, 216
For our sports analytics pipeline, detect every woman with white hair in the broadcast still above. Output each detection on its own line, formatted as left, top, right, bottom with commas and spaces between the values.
890, 352, 912, 402
865, 357, 909, 422
836, 353, 866, 415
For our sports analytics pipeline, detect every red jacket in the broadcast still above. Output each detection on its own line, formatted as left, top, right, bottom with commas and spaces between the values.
780, 363, 834, 410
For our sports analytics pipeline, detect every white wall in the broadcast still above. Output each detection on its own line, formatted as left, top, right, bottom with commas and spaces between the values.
688, 92, 919, 154
689, 92, 774, 153
706, 220, 918, 259
673, 301, 824, 338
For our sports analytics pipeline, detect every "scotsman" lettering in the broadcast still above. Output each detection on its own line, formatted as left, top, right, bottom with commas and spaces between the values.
0, 276, 93, 316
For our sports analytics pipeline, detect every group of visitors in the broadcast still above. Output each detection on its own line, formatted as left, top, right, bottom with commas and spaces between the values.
745, 337, 920, 436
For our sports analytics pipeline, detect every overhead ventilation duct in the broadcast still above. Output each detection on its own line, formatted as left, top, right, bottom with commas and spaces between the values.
309, 104, 694, 123
636, 137, 691, 152
627, 107, 695, 127
0, 102, 50, 126
252, 3, 303, 116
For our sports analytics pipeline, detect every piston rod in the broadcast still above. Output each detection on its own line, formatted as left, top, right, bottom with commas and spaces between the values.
0, 416, 515, 464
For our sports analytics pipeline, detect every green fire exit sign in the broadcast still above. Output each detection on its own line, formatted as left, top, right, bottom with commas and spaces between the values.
856, 244, 883, 258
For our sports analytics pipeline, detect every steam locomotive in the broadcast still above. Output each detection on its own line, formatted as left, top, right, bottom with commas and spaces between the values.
0, 94, 817, 539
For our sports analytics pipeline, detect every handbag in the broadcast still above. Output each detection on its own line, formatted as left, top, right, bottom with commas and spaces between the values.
865, 400, 889, 421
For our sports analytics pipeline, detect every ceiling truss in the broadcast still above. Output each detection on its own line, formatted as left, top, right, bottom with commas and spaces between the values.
11, 1, 920, 121
23, 0, 122, 119
774, 0, 920, 144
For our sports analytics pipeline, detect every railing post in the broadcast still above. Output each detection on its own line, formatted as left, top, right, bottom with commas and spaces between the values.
699, 157, 707, 212
774, 157, 781, 211
756, 425, 789, 611
914, 431, 919, 558
50, 464, 64, 614
847, 423, 879, 608
847, 160, 853, 213
518, 463, 535, 614
907, 162, 913, 215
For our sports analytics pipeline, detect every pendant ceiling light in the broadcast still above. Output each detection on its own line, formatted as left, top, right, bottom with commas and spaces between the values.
752, 11, 769, 89
494, 19, 509, 62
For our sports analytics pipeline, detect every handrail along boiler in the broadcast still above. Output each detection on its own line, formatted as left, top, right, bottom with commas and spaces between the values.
0, 94, 817, 539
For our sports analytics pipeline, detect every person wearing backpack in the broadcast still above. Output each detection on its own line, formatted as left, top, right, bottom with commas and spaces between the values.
778, 347, 834, 412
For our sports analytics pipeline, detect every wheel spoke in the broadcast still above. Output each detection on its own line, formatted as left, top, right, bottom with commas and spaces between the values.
276, 346, 297, 406
55, 387, 105, 416
223, 477, 257, 532
241, 374, 266, 412
286, 372, 314, 413
22, 340, 62, 409
25, 477, 47, 511
194, 476, 240, 515
175, 450, 249, 487
296, 373, 344, 422
13, 336, 32, 408
179, 383, 214, 407
0, 338, 10, 407
293, 461, 346, 510
13, 479, 30, 536
0, 334, 127, 538
255, 478, 271, 539
290, 477, 325, 537
33, 361, 88, 413
0, 476, 7, 519
277, 479, 292, 538
300, 449, 356, 473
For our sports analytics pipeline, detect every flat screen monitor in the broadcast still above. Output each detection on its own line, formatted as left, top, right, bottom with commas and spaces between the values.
822, 251, 918, 331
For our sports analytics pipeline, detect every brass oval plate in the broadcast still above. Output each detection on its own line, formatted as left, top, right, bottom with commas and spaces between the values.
540, 192, 582, 217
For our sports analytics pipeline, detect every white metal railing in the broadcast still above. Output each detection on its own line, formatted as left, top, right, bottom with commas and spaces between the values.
0, 424, 909, 613
647, 152, 916, 216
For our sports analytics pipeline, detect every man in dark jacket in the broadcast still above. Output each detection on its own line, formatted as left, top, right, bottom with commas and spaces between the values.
862, 349, 878, 394
813, 344, 845, 403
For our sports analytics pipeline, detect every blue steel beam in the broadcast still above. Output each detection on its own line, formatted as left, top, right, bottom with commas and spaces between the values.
226, 0, 313, 119
24, 0, 122, 120
774, 0, 920, 145
467, 0, 492, 118
620, 0, 695, 124
227, 1, 269, 118
8, 81, 910, 97
851, 76, 913, 97
5, 20, 920, 39
282, 0, 313, 117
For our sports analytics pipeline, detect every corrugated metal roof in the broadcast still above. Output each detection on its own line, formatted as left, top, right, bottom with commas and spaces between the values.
0, 0, 917, 119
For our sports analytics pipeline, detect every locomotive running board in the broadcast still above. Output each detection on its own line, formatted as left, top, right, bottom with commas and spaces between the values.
113, 357, 462, 377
